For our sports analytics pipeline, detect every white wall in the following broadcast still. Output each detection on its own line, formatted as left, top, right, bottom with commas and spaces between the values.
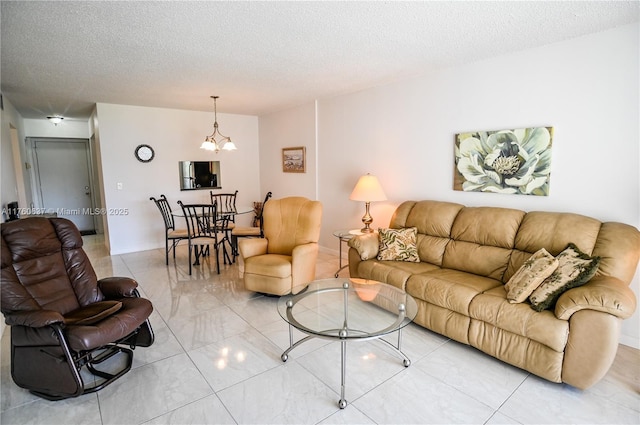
0, 97, 24, 217
95, 103, 260, 254
0, 96, 26, 338
258, 101, 317, 199
22, 118, 90, 139
261, 23, 640, 348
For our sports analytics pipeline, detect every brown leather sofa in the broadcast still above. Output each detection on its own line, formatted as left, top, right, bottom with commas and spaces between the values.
1, 217, 154, 400
348, 200, 639, 389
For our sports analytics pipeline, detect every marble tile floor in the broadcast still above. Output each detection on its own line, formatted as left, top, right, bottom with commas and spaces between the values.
1, 235, 639, 425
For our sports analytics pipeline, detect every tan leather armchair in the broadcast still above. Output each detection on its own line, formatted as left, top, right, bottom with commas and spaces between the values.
238, 197, 322, 296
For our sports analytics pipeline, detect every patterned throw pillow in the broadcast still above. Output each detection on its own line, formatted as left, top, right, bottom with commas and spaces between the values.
505, 248, 559, 303
529, 243, 601, 312
377, 227, 420, 262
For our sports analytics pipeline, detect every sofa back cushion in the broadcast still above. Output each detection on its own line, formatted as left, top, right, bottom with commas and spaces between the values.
443, 207, 525, 280
390, 201, 463, 266
386, 200, 639, 287
504, 212, 601, 282
263, 197, 322, 255
591, 221, 640, 284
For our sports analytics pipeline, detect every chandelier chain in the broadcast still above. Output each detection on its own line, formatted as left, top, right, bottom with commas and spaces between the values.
200, 96, 237, 153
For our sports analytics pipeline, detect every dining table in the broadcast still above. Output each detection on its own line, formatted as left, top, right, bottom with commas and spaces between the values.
172, 205, 254, 262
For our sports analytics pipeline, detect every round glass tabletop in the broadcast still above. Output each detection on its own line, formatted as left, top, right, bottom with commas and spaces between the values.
277, 278, 418, 340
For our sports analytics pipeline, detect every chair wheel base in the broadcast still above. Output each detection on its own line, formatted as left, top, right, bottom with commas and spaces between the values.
25, 344, 134, 401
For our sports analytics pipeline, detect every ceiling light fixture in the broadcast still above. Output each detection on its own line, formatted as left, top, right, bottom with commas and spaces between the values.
47, 116, 64, 125
200, 96, 237, 153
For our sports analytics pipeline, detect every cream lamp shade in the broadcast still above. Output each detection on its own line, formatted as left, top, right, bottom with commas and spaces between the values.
349, 173, 387, 233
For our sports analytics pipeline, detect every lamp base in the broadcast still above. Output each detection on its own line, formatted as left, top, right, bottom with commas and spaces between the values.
360, 202, 374, 233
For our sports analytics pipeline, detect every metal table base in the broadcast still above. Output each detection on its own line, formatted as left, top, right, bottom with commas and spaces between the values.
280, 283, 412, 409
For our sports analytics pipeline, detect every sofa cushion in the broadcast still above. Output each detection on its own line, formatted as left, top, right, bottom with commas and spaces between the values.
450, 206, 525, 249
592, 221, 640, 284
356, 259, 436, 290
470, 286, 569, 352
391, 200, 463, 238
443, 241, 512, 281
377, 227, 420, 262
406, 269, 501, 316
505, 248, 558, 303
416, 234, 450, 266
529, 243, 601, 312
441, 206, 523, 280
504, 212, 601, 283
391, 201, 463, 267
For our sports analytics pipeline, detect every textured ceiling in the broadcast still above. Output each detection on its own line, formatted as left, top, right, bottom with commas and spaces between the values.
1, 1, 638, 120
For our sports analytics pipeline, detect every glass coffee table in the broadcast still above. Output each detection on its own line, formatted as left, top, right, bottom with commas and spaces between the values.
277, 278, 418, 408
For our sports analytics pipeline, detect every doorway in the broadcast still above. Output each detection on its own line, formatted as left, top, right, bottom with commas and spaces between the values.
31, 138, 96, 233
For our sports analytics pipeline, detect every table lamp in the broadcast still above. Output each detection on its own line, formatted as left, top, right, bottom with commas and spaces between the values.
349, 173, 387, 233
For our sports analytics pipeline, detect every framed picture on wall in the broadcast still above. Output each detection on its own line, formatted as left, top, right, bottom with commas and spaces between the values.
454, 126, 554, 196
282, 146, 306, 173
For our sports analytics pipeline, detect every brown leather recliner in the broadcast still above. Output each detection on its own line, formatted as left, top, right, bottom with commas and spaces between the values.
1, 217, 154, 400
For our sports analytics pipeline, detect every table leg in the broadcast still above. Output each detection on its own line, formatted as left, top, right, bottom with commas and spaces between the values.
334, 236, 348, 277
338, 284, 349, 408
281, 323, 315, 362
338, 339, 348, 409
377, 329, 412, 367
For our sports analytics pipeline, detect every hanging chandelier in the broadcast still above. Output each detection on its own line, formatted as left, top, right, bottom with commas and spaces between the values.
200, 96, 237, 153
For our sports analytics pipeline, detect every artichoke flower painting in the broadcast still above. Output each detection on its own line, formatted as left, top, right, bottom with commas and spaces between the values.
454, 127, 553, 196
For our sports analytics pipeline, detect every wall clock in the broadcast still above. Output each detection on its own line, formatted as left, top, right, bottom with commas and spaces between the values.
134, 144, 155, 163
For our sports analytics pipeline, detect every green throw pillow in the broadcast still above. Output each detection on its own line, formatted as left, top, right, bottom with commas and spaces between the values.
505, 248, 559, 304
529, 243, 600, 312
377, 227, 420, 262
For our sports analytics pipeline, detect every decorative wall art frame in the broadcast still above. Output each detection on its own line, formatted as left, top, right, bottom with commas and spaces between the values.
454, 126, 554, 196
282, 146, 306, 173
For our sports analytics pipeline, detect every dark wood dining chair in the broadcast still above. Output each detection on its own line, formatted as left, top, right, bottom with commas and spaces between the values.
210, 190, 238, 255
150, 195, 189, 265
210, 190, 238, 218
231, 191, 272, 259
178, 201, 231, 275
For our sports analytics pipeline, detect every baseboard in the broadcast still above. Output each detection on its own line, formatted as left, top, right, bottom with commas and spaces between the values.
319, 245, 340, 257
619, 334, 639, 350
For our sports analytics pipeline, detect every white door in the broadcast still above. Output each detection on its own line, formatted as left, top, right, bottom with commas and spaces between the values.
34, 139, 95, 232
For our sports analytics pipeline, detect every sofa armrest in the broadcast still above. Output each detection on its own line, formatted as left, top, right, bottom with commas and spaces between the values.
347, 233, 379, 260
238, 238, 268, 259
98, 277, 139, 298
555, 276, 637, 320
348, 247, 363, 278
3, 309, 64, 327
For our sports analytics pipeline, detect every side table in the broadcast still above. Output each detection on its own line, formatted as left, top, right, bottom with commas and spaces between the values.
332, 229, 366, 277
